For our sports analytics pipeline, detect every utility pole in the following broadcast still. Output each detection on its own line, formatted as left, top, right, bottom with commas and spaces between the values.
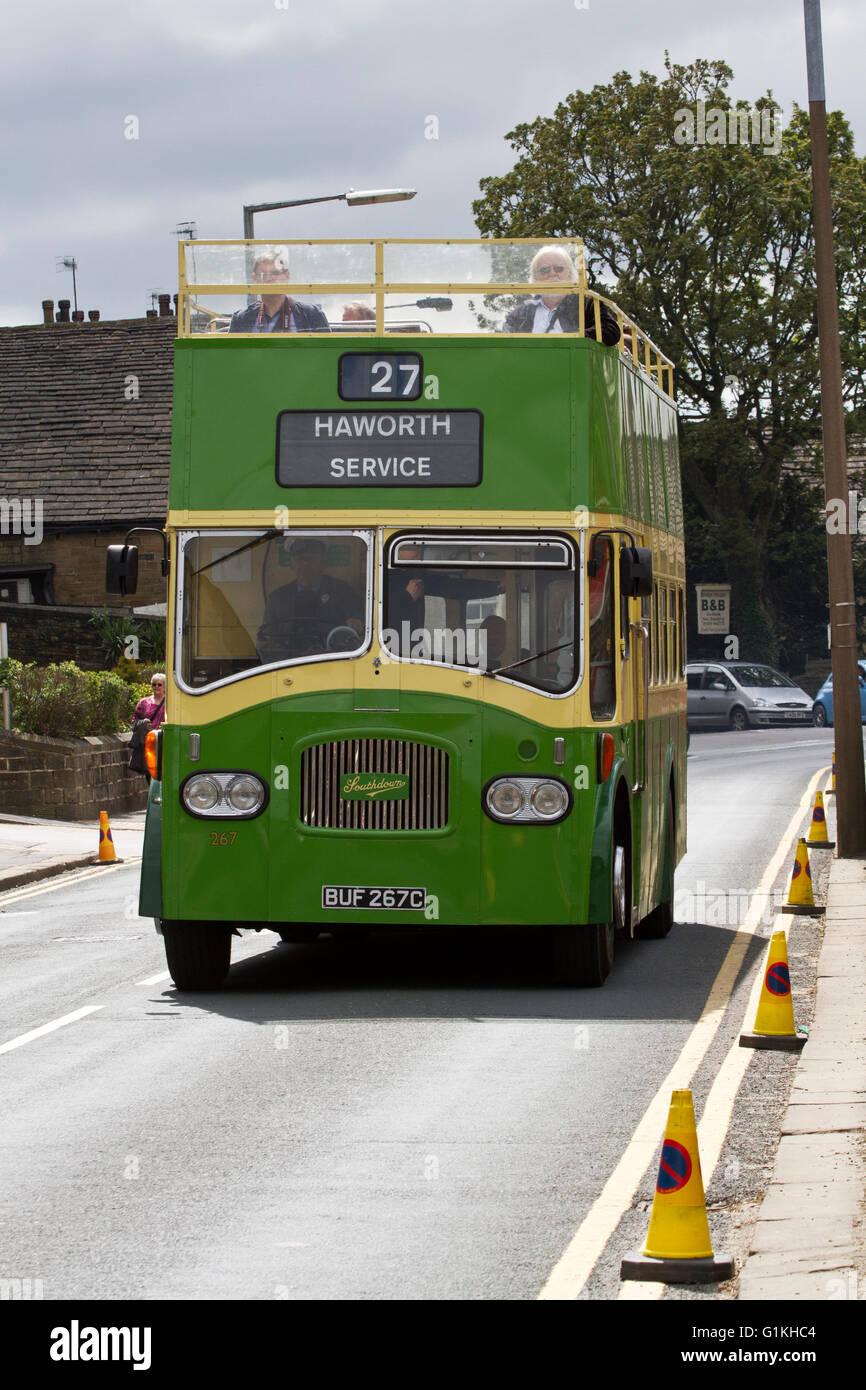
804, 0, 866, 854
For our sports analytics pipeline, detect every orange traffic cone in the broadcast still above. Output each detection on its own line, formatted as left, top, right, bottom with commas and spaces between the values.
806, 790, 835, 849
620, 1090, 734, 1283
97, 810, 118, 863
780, 839, 824, 915
740, 930, 807, 1051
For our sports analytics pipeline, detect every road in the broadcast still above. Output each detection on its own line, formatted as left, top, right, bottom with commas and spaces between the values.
0, 727, 836, 1302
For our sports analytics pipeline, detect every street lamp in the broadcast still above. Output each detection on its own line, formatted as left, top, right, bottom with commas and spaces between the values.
242, 188, 416, 239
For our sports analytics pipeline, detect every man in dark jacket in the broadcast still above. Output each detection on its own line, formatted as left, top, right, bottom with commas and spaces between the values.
229, 250, 330, 333
257, 538, 363, 662
503, 244, 620, 345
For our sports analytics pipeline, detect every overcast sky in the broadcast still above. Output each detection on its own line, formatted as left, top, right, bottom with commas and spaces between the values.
1, 0, 863, 326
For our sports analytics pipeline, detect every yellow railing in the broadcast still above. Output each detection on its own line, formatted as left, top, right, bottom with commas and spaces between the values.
177, 238, 675, 397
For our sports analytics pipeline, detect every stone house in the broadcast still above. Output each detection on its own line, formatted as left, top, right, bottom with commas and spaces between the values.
0, 301, 174, 668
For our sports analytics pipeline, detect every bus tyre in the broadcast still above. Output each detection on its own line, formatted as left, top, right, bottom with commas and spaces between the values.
553, 921, 614, 988
636, 787, 674, 940
161, 919, 232, 990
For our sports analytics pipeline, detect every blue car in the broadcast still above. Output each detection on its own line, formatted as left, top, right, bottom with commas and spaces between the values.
812, 660, 866, 727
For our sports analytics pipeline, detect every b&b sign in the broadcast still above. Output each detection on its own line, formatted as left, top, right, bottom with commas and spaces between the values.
695, 583, 731, 635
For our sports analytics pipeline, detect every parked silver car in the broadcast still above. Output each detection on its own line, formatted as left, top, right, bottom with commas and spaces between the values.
686, 662, 813, 731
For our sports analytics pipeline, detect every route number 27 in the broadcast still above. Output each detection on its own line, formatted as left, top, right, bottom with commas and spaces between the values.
370, 360, 420, 396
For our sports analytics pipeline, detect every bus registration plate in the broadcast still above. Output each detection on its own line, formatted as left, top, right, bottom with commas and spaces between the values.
322, 886, 426, 910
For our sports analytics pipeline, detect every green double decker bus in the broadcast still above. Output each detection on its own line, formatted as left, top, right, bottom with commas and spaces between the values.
111, 237, 686, 990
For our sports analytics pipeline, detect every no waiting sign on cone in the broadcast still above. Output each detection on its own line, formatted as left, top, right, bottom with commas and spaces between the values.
621, 1090, 734, 1284
740, 930, 807, 1051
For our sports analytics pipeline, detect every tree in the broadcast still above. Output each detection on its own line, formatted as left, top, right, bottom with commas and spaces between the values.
473, 57, 866, 663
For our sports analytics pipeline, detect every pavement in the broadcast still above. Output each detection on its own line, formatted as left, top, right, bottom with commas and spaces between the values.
0, 797, 863, 1302
0, 810, 145, 890
738, 841, 866, 1300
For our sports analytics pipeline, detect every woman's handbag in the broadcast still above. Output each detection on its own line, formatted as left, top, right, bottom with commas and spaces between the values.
128, 718, 152, 775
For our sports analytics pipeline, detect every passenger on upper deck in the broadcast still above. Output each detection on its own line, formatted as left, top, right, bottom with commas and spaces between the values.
503, 245, 620, 345
342, 301, 376, 322
229, 250, 330, 334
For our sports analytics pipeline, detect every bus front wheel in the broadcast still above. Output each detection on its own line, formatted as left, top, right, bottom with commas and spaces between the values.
161, 920, 232, 990
553, 820, 629, 986
553, 920, 614, 988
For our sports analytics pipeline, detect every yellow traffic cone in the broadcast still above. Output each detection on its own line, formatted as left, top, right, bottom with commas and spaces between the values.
97, 809, 118, 863
826, 751, 836, 796
620, 1090, 734, 1283
740, 930, 807, 1051
780, 838, 824, 915
806, 790, 835, 848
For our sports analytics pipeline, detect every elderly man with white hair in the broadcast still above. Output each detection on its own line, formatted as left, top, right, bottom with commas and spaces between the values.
503, 244, 620, 343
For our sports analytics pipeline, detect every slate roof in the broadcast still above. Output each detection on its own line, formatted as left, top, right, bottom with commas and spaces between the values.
0, 318, 174, 527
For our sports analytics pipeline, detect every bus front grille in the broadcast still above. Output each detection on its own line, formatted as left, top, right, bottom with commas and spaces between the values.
300, 739, 450, 830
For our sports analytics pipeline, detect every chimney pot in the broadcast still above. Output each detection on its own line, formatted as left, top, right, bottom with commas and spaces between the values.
72, 309, 84, 322
158, 293, 172, 317
146, 309, 158, 319
57, 299, 71, 323
88, 310, 100, 322
42, 299, 55, 325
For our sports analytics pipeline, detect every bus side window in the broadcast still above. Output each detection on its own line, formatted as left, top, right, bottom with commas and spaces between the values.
641, 590, 653, 686
659, 583, 668, 683
678, 586, 686, 678
588, 536, 616, 721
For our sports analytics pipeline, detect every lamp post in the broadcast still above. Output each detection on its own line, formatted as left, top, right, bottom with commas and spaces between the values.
242, 188, 416, 240
803, 0, 866, 855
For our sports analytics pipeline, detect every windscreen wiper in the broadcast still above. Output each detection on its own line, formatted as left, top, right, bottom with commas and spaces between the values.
193, 529, 284, 577
486, 641, 572, 677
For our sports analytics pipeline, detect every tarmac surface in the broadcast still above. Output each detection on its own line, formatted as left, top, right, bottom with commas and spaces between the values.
0, 799, 863, 1302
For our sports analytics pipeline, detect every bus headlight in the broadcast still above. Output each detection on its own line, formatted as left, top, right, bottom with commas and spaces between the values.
225, 775, 265, 815
184, 775, 221, 813
488, 780, 526, 818
530, 781, 569, 820
181, 771, 268, 819
484, 776, 571, 825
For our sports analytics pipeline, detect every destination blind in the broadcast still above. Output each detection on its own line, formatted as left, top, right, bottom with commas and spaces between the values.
276, 409, 482, 487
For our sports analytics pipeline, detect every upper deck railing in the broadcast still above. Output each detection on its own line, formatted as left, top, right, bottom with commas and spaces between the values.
178, 238, 675, 397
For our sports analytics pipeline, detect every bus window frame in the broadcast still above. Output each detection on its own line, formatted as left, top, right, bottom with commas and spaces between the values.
379, 528, 583, 699
174, 527, 375, 696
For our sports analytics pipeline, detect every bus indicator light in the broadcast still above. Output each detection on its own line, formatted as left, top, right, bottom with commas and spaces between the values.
597, 732, 615, 783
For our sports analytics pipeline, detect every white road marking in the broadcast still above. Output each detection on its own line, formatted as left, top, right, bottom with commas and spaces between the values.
538, 763, 829, 1300
0, 1005, 103, 1057
137, 971, 172, 985
0, 860, 141, 906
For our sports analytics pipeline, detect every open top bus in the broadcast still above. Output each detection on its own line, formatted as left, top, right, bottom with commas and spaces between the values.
108, 237, 686, 989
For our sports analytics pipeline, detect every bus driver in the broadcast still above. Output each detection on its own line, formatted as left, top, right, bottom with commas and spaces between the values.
256, 538, 363, 663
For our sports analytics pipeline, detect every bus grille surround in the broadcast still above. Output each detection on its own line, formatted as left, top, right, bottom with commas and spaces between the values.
300, 739, 450, 830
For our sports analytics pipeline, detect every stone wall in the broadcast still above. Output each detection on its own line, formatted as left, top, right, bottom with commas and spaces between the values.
0, 601, 165, 670
0, 729, 148, 820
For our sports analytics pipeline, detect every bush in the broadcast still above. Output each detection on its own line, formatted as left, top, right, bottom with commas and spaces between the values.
0, 658, 143, 737
89, 608, 166, 668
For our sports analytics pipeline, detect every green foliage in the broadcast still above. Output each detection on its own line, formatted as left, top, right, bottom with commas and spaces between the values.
0, 658, 141, 737
473, 56, 866, 662
89, 608, 166, 668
